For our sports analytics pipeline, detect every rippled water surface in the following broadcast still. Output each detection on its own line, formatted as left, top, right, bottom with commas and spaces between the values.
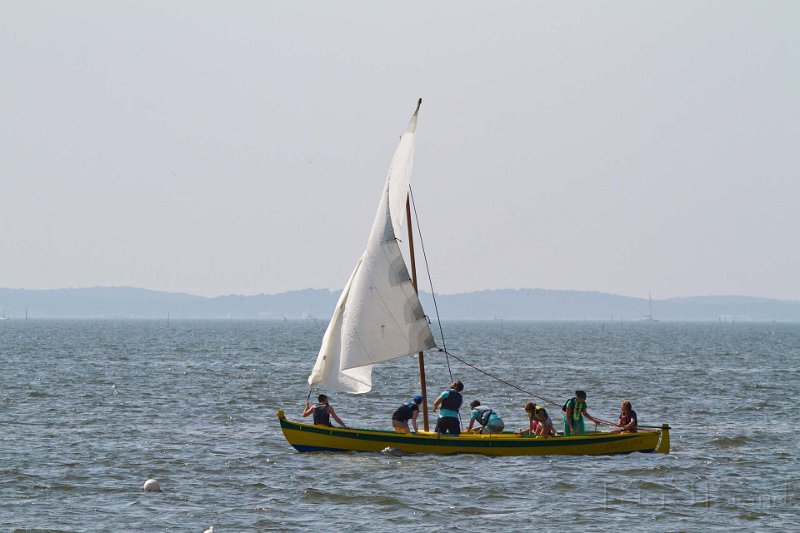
1, 320, 799, 531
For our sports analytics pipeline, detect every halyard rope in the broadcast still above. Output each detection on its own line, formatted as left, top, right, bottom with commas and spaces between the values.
409, 186, 453, 382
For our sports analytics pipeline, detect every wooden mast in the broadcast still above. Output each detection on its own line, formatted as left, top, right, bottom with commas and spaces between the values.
406, 197, 430, 431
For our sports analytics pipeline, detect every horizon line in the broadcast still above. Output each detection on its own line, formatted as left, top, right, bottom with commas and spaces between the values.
2, 285, 799, 304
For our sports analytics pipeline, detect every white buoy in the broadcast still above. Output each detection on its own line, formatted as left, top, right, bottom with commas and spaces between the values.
143, 479, 161, 492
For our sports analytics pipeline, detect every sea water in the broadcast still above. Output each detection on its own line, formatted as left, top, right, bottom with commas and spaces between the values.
1, 320, 798, 531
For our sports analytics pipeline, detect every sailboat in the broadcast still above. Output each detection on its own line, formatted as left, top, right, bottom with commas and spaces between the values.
642, 292, 659, 322
277, 100, 670, 455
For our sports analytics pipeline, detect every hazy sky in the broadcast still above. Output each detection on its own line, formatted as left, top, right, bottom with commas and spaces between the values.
2, 2, 798, 300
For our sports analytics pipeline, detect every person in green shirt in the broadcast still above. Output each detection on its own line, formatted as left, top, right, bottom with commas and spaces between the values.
563, 390, 600, 436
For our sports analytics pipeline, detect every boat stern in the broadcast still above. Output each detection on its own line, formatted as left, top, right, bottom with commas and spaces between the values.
655, 424, 670, 453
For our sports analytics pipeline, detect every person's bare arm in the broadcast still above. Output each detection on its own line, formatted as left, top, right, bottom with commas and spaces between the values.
328, 406, 348, 428
583, 409, 600, 424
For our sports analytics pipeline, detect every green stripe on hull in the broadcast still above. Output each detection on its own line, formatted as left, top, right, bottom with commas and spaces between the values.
282, 420, 639, 448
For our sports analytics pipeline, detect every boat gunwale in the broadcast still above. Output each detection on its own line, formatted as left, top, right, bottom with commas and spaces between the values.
277, 410, 662, 450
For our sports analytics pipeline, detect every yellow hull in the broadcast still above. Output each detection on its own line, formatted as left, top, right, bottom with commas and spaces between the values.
277, 410, 670, 456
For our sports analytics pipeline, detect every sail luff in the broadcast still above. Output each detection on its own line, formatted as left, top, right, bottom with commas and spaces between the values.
387, 98, 422, 238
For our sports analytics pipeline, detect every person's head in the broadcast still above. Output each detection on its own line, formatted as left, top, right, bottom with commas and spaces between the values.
318, 394, 329, 404
575, 390, 587, 401
524, 401, 537, 414
413, 395, 423, 404
470, 400, 481, 409
451, 380, 464, 392
621, 400, 632, 412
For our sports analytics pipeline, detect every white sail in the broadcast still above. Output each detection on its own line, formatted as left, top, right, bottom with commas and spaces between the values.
307, 100, 436, 393
308, 255, 373, 393
339, 183, 436, 370
387, 99, 421, 238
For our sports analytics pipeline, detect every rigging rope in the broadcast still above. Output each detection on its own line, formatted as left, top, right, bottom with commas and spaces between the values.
410, 185, 557, 409
408, 188, 653, 431
437, 348, 562, 409
409, 186, 453, 383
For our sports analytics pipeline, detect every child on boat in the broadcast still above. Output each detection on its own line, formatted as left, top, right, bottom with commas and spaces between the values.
611, 400, 638, 433
519, 402, 540, 435
518, 402, 555, 437
534, 405, 556, 437
466, 400, 505, 434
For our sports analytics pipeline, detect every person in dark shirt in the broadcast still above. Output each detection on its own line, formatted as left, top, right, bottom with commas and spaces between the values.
391, 395, 423, 433
612, 400, 638, 433
303, 394, 348, 428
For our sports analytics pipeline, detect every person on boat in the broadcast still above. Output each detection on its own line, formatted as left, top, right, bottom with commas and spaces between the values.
611, 400, 638, 433
518, 402, 540, 435
466, 400, 505, 434
391, 395, 423, 433
432, 380, 464, 435
519, 403, 556, 437
563, 390, 600, 436
534, 406, 556, 437
303, 394, 348, 428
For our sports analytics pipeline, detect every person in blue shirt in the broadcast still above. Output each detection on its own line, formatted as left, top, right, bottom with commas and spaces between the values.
432, 380, 464, 435
466, 400, 505, 434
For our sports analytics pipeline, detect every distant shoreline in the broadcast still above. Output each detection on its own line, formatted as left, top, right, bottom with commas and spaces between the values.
2, 287, 799, 322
